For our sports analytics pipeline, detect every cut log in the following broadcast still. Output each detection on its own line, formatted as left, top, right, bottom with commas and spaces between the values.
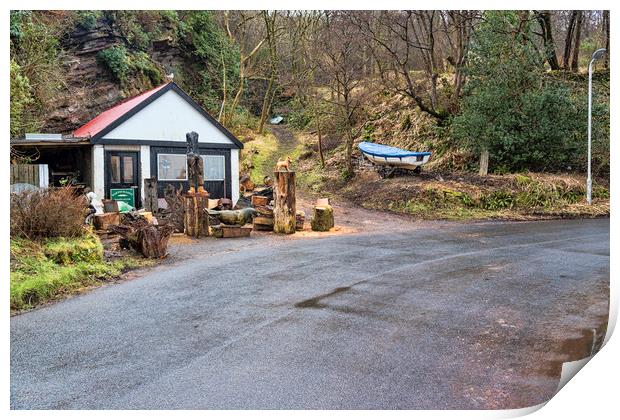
253, 215, 274, 231
93, 212, 120, 230
273, 170, 296, 234
251, 195, 269, 207
102, 199, 119, 213
311, 205, 334, 232
211, 225, 253, 238
296, 210, 305, 231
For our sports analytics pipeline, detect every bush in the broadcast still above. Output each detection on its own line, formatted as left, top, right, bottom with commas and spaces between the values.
98, 45, 130, 81
10, 187, 88, 239
453, 11, 584, 172
75, 11, 102, 30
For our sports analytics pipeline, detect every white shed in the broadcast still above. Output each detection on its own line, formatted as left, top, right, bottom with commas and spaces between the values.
69, 82, 243, 206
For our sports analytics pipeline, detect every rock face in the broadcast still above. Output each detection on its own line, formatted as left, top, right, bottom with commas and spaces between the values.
42, 21, 184, 134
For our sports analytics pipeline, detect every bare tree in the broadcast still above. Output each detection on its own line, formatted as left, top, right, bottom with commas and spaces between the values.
258, 11, 283, 134
316, 12, 367, 175
221, 11, 266, 126
354, 11, 457, 122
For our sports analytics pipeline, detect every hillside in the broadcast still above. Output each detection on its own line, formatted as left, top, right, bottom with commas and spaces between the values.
10, 11, 263, 139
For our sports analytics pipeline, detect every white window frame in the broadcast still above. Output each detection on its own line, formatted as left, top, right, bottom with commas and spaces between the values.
202, 154, 226, 181
157, 153, 188, 181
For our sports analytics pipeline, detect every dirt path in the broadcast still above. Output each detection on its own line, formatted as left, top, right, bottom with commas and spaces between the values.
263, 124, 300, 172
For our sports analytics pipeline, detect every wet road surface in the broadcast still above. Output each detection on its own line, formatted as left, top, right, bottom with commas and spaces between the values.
11, 218, 609, 409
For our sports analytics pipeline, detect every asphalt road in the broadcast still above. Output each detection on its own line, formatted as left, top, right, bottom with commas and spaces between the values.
11, 218, 609, 409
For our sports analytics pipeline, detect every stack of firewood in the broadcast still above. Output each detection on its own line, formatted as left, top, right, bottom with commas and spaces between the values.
250, 195, 272, 231
296, 211, 305, 231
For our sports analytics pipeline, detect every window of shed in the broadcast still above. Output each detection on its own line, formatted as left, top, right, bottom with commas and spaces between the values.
158, 154, 187, 181
202, 155, 225, 181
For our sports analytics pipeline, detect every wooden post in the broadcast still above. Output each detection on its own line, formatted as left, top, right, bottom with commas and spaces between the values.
184, 192, 209, 238
273, 170, 296, 234
479, 148, 489, 176
143, 177, 158, 212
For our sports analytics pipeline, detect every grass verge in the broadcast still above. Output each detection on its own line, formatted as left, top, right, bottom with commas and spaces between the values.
10, 234, 152, 312
343, 172, 610, 221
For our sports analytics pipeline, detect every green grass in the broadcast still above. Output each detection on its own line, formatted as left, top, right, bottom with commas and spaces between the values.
245, 132, 279, 185
10, 235, 150, 311
360, 177, 609, 221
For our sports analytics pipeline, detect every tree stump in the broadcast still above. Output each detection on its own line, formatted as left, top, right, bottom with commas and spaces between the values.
110, 221, 175, 259
311, 205, 334, 231
184, 192, 209, 237
138, 225, 175, 258
273, 170, 296, 234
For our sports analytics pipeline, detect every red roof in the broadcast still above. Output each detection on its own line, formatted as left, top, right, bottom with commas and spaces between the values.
73, 83, 170, 138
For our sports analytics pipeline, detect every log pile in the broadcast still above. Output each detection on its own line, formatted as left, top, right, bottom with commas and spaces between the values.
296, 211, 305, 231
252, 204, 274, 231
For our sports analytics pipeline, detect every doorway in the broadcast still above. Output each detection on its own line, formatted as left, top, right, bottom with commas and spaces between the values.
105, 151, 140, 208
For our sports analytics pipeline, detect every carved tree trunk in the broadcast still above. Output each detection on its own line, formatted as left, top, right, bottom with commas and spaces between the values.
273, 170, 296, 234
184, 194, 209, 237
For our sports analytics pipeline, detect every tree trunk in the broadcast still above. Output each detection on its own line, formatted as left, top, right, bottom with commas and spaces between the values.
604, 10, 610, 69
315, 107, 325, 167
571, 11, 583, 72
563, 11, 577, 69
479, 148, 489, 176
273, 170, 296, 234
535, 11, 560, 70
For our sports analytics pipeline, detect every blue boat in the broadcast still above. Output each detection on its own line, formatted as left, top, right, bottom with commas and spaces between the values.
358, 141, 431, 170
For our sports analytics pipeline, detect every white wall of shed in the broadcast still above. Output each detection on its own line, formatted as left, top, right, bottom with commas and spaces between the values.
102, 90, 234, 145
140, 145, 151, 203
38, 164, 49, 188
231, 149, 240, 205
92, 145, 105, 199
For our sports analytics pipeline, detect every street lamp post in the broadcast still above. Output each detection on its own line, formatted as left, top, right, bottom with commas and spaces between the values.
587, 48, 606, 205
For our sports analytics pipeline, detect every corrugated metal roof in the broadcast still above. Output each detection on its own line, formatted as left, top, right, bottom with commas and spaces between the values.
73, 83, 170, 138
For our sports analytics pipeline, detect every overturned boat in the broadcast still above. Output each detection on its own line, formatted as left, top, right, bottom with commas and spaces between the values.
358, 141, 431, 172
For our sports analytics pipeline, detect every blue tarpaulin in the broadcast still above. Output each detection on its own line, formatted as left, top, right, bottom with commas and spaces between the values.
358, 142, 431, 158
